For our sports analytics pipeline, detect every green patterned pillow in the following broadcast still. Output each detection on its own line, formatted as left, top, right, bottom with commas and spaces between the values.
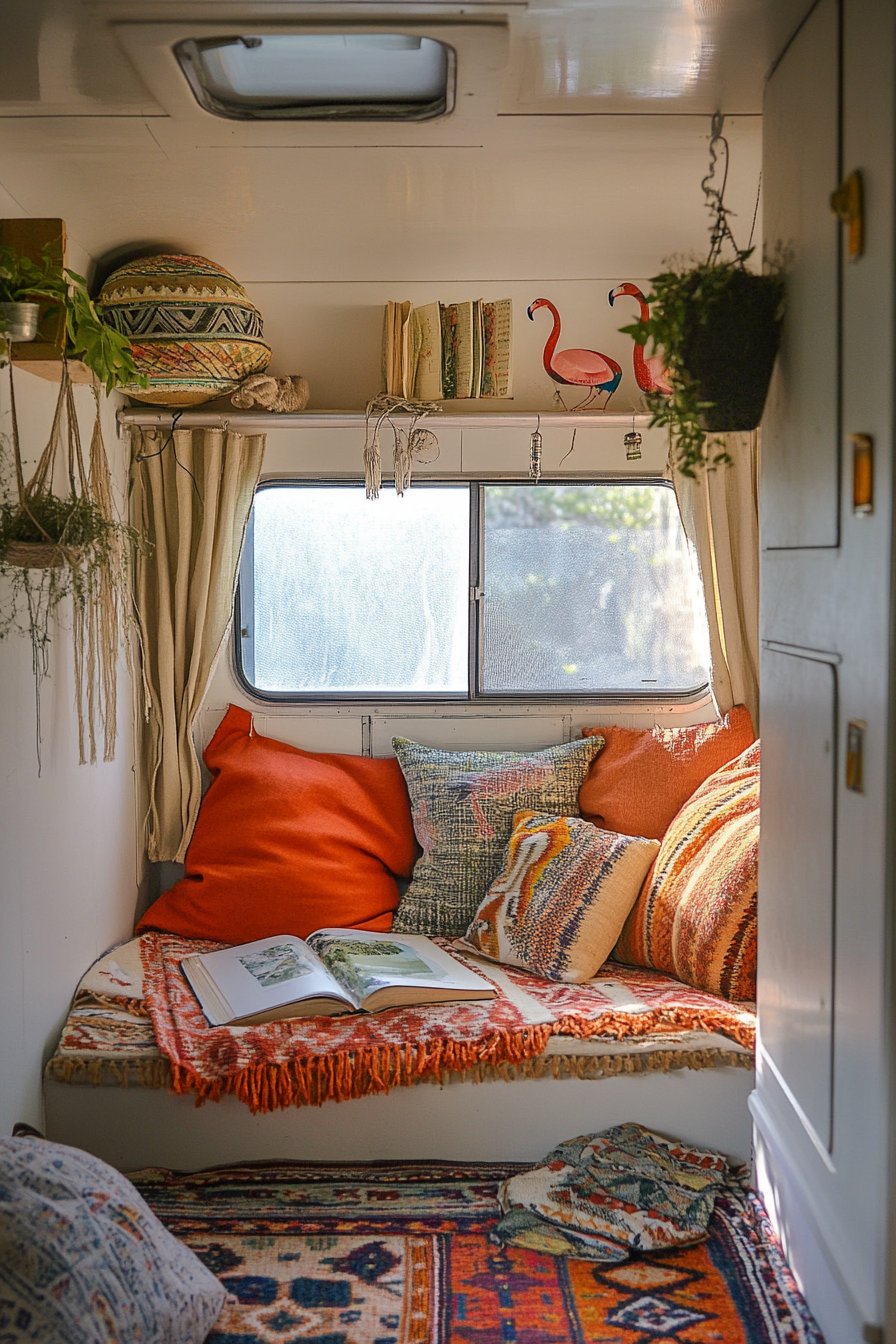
391, 735, 604, 937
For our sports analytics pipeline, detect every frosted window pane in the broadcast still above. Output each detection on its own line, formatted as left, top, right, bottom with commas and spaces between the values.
250, 486, 469, 693
481, 484, 710, 693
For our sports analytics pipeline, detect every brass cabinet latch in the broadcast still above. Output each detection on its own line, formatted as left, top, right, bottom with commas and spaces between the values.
831, 170, 864, 260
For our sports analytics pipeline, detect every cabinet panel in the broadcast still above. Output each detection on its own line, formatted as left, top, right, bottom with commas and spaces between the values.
758, 646, 837, 1152
762, 0, 840, 549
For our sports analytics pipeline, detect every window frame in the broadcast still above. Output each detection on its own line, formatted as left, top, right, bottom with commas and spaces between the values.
232, 475, 710, 707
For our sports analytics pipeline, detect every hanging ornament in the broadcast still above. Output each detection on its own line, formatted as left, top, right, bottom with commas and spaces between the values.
624, 416, 642, 461
529, 418, 543, 482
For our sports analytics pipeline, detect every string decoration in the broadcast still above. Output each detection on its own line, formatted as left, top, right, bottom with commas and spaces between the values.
362, 394, 441, 500
529, 415, 543, 482
702, 111, 741, 265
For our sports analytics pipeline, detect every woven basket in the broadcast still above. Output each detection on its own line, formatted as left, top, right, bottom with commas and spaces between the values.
3, 540, 70, 569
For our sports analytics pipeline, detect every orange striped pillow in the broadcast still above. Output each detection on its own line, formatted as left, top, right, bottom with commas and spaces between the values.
614, 741, 759, 1001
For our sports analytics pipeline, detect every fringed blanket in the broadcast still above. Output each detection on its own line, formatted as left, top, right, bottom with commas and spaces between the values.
140, 934, 755, 1114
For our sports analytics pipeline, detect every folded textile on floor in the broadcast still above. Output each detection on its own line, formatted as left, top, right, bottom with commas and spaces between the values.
139, 934, 756, 1113
495, 1122, 736, 1262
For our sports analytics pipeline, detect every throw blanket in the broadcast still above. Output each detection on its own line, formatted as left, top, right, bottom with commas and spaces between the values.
140, 934, 755, 1113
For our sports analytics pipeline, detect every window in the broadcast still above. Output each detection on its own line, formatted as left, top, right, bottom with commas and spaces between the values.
175, 34, 455, 121
236, 481, 710, 700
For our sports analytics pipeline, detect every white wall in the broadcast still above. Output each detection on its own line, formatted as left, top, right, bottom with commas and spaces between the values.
0, 369, 139, 1136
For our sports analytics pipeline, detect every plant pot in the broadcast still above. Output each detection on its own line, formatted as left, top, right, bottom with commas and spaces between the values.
0, 302, 41, 343
3, 540, 69, 569
682, 270, 784, 432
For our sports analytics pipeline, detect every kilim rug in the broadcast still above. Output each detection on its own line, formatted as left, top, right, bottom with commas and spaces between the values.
140, 934, 755, 1112
132, 1159, 823, 1344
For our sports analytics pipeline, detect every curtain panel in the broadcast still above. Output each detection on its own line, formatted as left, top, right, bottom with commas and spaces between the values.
131, 426, 265, 863
672, 430, 760, 730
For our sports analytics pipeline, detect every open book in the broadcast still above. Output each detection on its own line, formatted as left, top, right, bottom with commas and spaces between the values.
181, 930, 497, 1027
382, 299, 512, 401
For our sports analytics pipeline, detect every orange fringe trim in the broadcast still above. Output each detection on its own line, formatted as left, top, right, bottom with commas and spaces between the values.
550, 1007, 756, 1052
160, 1005, 753, 1114
167, 1025, 555, 1114
44, 1043, 752, 1096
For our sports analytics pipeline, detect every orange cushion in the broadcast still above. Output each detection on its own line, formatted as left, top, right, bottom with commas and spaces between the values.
578, 705, 755, 841
136, 705, 418, 943
613, 741, 760, 1000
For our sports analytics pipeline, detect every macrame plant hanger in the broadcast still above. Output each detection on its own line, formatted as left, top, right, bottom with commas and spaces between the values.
4, 355, 129, 767
363, 394, 441, 499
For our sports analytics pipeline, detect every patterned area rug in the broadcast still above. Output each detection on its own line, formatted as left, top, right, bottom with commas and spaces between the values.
132, 1160, 823, 1344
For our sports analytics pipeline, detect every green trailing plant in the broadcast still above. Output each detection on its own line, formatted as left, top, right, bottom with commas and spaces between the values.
619, 114, 786, 477
0, 243, 146, 394
0, 243, 61, 304
0, 367, 148, 770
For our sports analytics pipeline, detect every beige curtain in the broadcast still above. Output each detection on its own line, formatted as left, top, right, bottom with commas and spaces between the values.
672, 430, 760, 730
131, 426, 266, 862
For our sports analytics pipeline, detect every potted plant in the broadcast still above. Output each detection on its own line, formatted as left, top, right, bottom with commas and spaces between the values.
0, 244, 57, 342
619, 115, 786, 477
0, 244, 145, 392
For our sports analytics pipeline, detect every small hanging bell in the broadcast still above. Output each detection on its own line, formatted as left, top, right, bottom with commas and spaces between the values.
529, 430, 543, 481
624, 429, 642, 461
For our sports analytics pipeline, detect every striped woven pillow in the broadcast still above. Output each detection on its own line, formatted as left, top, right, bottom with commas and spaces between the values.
614, 741, 759, 1001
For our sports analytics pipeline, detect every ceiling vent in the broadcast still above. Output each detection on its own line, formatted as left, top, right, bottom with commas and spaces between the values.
175, 33, 455, 121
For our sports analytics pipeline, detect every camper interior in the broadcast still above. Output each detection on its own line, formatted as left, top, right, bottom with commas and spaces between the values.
0, 1, 893, 1341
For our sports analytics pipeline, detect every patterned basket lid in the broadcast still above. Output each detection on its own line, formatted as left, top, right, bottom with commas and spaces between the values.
99, 253, 271, 407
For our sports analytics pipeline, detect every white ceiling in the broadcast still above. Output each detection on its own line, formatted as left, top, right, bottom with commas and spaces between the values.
0, 0, 812, 409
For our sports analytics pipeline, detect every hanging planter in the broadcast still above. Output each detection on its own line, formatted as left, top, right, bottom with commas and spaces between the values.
0, 248, 149, 768
619, 114, 786, 476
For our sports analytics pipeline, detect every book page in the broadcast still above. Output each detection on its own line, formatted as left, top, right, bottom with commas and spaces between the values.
307, 929, 493, 1007
402, 303, 420, 399
481, 298, 513, 398
182, 935, 357, 1025
440, 304, 458, 401
411, 302, 443, 401
382, 303, 395, 395
454, 300, 475, 399
472, 300, 484, 399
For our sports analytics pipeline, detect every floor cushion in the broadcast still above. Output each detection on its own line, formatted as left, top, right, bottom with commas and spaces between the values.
614, 741, 760, 1000
0, 1135, 224, 1343
137, 705, 418, 943
392, 735, 603, 937
578, 705, 755, 840
495, 1122, 732, 1261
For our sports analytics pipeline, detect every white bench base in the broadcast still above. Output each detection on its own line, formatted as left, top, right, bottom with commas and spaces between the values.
45, 1065, 754, 1173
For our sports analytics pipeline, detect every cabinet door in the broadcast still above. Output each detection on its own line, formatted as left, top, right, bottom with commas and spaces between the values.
762, 0, 841, 550
758, 646, 837, 1153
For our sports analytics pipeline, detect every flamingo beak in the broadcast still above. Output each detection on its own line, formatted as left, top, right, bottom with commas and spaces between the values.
527, 301, 538, 321
608, 286, 620, 305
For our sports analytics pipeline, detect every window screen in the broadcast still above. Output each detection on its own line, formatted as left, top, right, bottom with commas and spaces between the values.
237, 480, 709, 699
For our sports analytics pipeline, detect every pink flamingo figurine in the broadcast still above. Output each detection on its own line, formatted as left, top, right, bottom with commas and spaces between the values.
527, 298, 622, 409
608, 282, 673, 395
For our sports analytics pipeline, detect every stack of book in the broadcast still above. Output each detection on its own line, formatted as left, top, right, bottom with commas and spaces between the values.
382, 299, 513, 401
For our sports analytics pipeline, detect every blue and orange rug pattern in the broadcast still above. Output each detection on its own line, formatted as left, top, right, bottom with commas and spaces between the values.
133, 1159, 823, 1344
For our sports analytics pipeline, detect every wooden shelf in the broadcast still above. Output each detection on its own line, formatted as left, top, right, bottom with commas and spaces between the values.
12, 358, 94, 385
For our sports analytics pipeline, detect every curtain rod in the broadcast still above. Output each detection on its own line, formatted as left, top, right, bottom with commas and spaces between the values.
117, 409, 654, 434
